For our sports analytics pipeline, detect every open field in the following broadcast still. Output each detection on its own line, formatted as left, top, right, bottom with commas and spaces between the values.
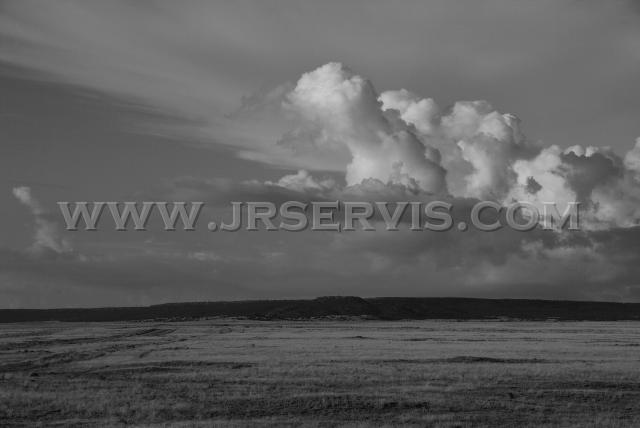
1, 320, 639, 427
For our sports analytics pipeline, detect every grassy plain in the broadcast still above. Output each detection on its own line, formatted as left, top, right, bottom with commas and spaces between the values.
1, 319, 639, 427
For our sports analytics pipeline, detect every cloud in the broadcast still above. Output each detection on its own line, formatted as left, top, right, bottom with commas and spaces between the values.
284, 63, 447, 193
239, 63, 639, 230
166, 175, 334, 206
379, 92, 539, 201
378, 89, 440, 136
12, 186, 72, 256
154, 60, 640, 235
267, 170, 336, 193
507, 146, 577, 217
624, 138, 640, 176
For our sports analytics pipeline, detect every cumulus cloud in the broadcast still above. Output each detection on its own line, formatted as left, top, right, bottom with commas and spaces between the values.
285, 63, 447, 194
378, 89, 440, 136
12, 186, 72, 256
503, 144, 640, 229
507, 146, 577, 217
378, 94, 538, 199
154, 61, 640, 240
251, 62, 640, 230
275, 63, 540, 202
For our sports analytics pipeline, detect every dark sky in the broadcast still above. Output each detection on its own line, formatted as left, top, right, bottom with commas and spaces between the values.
1, 1, 640, 307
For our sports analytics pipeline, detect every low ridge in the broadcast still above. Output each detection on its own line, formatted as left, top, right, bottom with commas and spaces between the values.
1, 296, 639, 323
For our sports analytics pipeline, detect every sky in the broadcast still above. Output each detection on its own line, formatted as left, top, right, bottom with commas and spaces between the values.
1, 0, 640, 307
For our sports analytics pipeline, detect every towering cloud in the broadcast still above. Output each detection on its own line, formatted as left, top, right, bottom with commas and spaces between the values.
264, 63, 640, 230
285, 63, 446, 194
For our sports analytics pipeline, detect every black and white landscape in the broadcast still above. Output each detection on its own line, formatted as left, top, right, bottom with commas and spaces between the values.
1, 1, 640, 426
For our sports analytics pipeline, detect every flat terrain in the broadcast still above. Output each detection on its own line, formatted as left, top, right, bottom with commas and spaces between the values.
1, 320, 639, 427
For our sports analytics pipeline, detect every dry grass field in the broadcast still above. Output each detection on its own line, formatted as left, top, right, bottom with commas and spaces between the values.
1, 319, 639, 427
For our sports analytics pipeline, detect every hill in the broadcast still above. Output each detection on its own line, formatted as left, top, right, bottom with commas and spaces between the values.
1, 296, 639, 323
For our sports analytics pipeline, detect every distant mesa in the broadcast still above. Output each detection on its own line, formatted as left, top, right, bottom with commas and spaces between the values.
1, 296, 639, 323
